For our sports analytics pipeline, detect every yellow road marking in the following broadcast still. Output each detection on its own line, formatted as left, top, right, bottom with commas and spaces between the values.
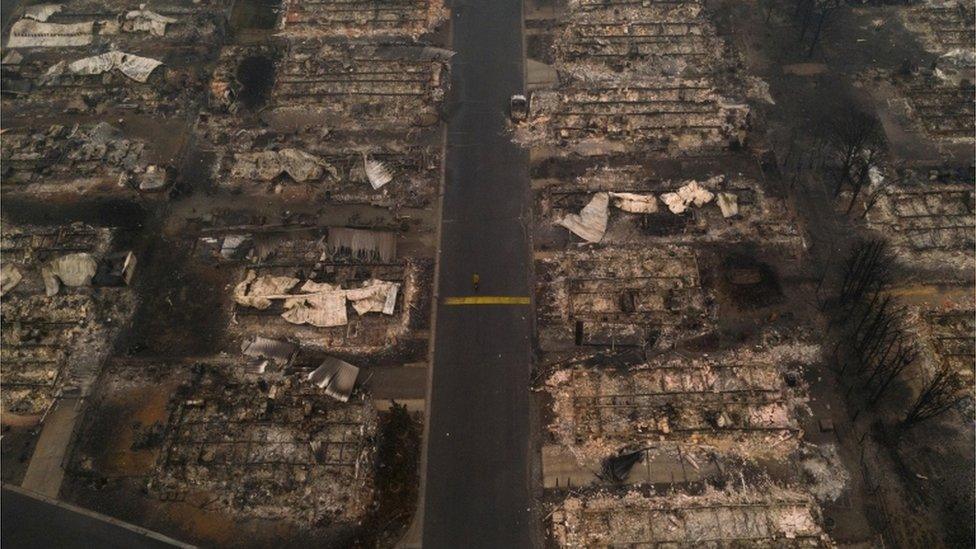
443, 296, 531, 305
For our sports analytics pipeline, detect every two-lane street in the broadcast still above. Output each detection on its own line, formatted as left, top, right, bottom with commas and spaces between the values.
421, 0, 534, 546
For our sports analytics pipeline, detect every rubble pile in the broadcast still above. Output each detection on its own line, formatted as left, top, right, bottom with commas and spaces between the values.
554, 2, 724, 76
882, 1, 976, 141
204, 125, 442, 206
551, 488, 829, 546
535, 246, 710, 351
899, 0, 975, 57
0, 223, 134, 416
199, 224, 432, 355
267, 43, 451, 130
865, 168, 975, 269
517, 0, 754, 153
909, 300, 975, 396
540, 166, 802, 246
518, 80, 749, 152
2, 0, 224, 118
150, 364, 378, 524
1, 294, 95, 414
279, 0, 448, 39
545, 345, 818, 461
1, 123, 168, 195
893, 71, 975, 140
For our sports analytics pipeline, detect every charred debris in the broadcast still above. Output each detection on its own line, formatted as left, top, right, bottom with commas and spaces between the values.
2, 0, 445, 544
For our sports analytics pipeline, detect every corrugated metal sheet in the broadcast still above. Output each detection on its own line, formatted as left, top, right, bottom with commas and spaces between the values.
306, 356, 360, 402
327, 227, 396, 262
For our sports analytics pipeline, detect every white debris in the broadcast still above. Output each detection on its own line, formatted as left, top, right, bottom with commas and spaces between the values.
296, 280, 339, 293
1, 265, 23, 296
2, 50, 24, 65
678, 180, 715, 207
23, 4, 62, 22
661, 180, 716, 214
231, 149, 335, 183
278, 279, 398, 325
716, 192, 739, 218
868, 165, 884, 186
801, 443, 850, 503
660, 192, 689, 214
232, 270, 299, 310
60, 51, 164, 83
8, 19, 93, 48
363, 153, 394, 190
138, 165, 167, 190
608, 192, 657, 213
557, 192, 609, 243
220, 235, 251, 259
345, 279, 399, 316
123, 5, 177, 36
232, 273, 399, 326
280, 280, 349, 327
940, 48, 976, 69
282, 292, 348, 327
42, 253, 98, 296
98, 19, 120, 35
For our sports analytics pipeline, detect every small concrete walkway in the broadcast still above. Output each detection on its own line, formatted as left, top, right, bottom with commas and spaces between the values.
20, 397, 83, 498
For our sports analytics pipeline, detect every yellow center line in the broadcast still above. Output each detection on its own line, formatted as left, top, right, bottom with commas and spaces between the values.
443, 296, 531, 305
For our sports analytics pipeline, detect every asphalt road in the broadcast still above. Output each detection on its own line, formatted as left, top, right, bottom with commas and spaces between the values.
421, 0, 534, 547
1, 486, 186, 549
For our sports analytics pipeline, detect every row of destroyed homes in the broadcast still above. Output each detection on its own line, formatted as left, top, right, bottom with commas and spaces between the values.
1, 0, 448, 544
515, 0, 847, 545
861, 0, 974, 400
836, 1, 974, 544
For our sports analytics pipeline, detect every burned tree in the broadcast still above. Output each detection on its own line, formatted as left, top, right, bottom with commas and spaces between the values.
900, 363, 965, 429
789, 0, 845, 57
823, 105, 887, 215
838, 286, 917, 407
830, 239, 918, 410
832, 239, 894, 321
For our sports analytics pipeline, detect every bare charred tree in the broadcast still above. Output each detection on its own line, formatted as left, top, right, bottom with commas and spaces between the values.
805, 0, 844, 58
764, 0, 776, 23
793, 0, 816, 42
833, 239, 893, 321
837, 281, 916, 407
861, 333, 916, 406
900, 363, 965, 429
788, 0, 844, 57
823, 105, 887, 214
830, 239, 918, 409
